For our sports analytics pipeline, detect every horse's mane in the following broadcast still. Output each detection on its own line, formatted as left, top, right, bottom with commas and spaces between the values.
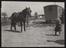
21, 8, 27, 14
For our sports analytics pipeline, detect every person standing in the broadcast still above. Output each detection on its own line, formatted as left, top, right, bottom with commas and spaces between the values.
55, 19, 62, 36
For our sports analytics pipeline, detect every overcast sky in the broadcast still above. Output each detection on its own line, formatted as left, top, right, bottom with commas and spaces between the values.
1, 1, 64, 17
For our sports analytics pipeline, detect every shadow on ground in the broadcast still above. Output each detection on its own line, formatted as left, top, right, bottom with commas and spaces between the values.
45, 34, 59, 36
4, 30, 21, 33
30, 23, 48, 28
47, 40, 64, 45
32, 22, 55, 27
17, 22, 55, 28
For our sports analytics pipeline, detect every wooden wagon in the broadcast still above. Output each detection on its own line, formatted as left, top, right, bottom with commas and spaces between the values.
44, 5, 64, 24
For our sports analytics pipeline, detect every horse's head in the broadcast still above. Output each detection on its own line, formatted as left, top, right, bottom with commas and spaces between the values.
26, 7, 32, 17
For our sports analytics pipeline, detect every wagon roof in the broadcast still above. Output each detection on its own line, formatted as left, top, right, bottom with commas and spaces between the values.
44, 5, 63, 8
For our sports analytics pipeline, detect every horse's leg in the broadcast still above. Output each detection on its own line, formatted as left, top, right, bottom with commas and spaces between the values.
14, 24, 16, 31
20, 22, 22, 32
27, 20, 29, 27
10, 23, 12, 31
26, 16, 28, 27
24, 21, 26, 31
55, 31, 57, 35
27, 17, 29, 27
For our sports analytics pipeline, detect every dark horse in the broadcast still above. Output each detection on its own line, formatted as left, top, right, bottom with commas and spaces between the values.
10, 7, 32, 32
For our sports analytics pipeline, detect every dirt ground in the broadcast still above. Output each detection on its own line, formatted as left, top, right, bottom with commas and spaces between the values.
1, 20, 64, 47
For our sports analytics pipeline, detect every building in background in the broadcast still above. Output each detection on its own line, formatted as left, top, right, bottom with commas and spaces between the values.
1, 12, 11, 25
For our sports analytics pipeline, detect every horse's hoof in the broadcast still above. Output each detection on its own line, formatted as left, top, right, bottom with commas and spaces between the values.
55, 34, 57, 36
24, 30, 26, 31
15, 31, 16, 32
55, 34, 59, 36
11, 30, 12, 31
21, 31, 22, 32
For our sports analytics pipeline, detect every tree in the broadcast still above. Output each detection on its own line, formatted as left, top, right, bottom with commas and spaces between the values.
1, 12, 7, 19
1, 12, 7, 24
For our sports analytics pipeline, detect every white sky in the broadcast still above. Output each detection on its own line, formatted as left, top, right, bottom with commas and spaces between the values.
1, 1, 64, 17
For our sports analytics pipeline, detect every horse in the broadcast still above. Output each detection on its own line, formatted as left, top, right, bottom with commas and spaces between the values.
10, 7, 32, 32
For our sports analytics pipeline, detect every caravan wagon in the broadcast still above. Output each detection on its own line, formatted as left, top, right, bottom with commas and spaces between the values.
44, 5, 64, 24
